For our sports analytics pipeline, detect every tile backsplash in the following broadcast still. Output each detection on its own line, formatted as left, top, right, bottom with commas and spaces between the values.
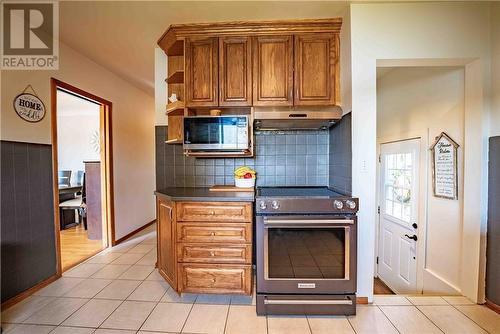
156, 127, 329, 188
329, 113, 352, 195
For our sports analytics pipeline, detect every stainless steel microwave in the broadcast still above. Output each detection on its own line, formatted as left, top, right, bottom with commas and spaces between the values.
183, 116, 250, 151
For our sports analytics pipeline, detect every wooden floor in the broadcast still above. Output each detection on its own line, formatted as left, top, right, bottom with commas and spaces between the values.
60, 224, 104, 271
374, 277, 395, 294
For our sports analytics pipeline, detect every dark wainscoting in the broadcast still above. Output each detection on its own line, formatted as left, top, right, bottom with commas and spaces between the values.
329, 113, 352, 195
1, 141, 56, 303
487, 136, 500, 307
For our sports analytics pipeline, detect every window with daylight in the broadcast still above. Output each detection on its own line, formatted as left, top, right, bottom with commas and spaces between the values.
384, 153, 412, 223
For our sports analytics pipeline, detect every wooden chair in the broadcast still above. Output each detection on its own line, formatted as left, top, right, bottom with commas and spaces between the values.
58, 170, 72, 187
59, 174, 87, 230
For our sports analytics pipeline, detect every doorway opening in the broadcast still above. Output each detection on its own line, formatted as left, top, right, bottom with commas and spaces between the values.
51, 79, 115, 273
374, 66, 465, 296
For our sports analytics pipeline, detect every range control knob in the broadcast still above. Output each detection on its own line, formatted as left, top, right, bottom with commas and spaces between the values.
259, 201, 267, 210
271, 200, 280, 210
334, 200, 344, 210
345, 200, 356, 209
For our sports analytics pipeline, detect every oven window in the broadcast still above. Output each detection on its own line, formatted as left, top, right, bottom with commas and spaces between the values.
267, 228, 346, 279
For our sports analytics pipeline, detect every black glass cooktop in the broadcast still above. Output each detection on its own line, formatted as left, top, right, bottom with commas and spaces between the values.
257, 187, 345, 198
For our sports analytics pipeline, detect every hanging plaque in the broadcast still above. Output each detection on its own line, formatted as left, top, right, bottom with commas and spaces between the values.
431, 132, 459, 199
13, 85, 46, 123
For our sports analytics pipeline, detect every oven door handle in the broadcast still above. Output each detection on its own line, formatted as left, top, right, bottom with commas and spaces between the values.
264, 298, 353, 305
263, 219, 354, 227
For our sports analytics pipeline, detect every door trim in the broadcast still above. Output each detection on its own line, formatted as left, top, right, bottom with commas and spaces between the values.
376, 136, 425, 294
50, 78, 115, 276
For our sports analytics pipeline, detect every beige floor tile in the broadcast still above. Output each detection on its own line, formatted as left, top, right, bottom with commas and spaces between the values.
23, 297, 88, 325
161, 288, 197, 303
268, 315, 311, 334
407, 296, 448, 305
118, 265, 154, 280
307, 315, 354, 334
111, 253, 145, 265
94, 329, 136, 334
33, 278, 84, 297
91, 264, 131, 279
1, 296, 55, 323
136, 252, 157, 266
455, 305, 500, 334
141, 302, 192, 332
50, 326, 95, 334
62, 299, 121, 328
63, 278, 112, 298
127, 244, 156, 254
3, 324, 55, 334
443, 296, 475, 305
127, 280, 170, 302
182, 304, 229, 334
62, 263, 106, 278
95, 280, 141, 300
379, 305, 442, 333
418, 305, 487, 333
195, 294, 231, 304
373, 295, 412, 306
145, 270, 164, 281
225, 305, 267, 334
101, 301, 155, 330
347, 306, 398, 334
230, 292, 256, 305
86, 252, 123, 264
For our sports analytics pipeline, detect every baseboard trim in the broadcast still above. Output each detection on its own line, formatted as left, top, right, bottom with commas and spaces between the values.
1, 273, 61, 310
485, 299, 500, 314
114, 219, 156, 245
356, 297, 369, 304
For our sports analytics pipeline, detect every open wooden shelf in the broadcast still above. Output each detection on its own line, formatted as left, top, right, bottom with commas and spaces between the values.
166, 40, 184, 56
166, 71, 184, 84
166, 101, 185, 115
165, 138, 183, 145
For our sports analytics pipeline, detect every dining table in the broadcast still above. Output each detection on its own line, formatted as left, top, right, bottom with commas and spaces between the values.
58, 184, 82, 202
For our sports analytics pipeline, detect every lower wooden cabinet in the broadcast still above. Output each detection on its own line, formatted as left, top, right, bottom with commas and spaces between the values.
156, 198, 253, 295
179, 263, 252, 294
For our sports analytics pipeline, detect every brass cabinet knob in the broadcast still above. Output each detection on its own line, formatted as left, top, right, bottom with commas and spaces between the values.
210, 251, 215, 257
210, 232, 216, 236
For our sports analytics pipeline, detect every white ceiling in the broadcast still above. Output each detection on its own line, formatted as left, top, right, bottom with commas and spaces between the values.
59, 1, 349, 96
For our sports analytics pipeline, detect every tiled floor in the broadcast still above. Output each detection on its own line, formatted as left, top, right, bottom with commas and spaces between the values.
2, 225, 499, 334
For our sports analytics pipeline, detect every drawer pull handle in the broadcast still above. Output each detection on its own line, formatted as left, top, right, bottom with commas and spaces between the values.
210, 251, 215, 257
210, 211, 215, 215
212, 278, 216, 283
210, 232, 216, 236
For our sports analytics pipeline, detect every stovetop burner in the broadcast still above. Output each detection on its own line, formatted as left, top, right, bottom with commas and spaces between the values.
257, 186, 346, 198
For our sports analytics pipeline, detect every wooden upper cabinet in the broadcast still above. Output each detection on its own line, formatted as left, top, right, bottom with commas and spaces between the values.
294, 33, 339, 105
252, 35, 293, 106
157, 198, 177, 288
219, 36, 252, 106
185, 37, 218, 107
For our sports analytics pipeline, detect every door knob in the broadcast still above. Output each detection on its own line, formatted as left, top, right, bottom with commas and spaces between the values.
412, 223, 418, 229
405, 234, 418, 241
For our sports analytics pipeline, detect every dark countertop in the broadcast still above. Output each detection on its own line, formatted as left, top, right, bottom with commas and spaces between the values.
155, 187, 255, 202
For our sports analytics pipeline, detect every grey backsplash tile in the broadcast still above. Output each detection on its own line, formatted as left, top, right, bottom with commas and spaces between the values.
155, 128, 332, 188
329, 113, 352, 195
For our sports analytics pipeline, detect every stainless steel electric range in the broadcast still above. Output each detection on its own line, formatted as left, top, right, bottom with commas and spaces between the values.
255, 186, 358, 316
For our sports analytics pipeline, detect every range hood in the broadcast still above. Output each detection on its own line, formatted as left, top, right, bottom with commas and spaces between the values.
253, 106, 342, 131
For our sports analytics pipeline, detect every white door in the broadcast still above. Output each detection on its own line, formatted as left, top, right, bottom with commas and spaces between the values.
378, 139, 420, 294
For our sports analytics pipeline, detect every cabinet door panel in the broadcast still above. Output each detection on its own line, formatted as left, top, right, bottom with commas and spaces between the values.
295, 33, 338, 105
185, 37, 218, 106
219, 36, 252, 106
157, 198, 176, 288
253, 35, 293, 106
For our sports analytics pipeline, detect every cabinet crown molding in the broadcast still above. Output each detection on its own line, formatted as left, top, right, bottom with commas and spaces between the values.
158, 18, 342, 55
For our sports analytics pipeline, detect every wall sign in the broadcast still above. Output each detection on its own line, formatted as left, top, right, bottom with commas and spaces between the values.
13, 85, 46, 123
431, 132, 459, 200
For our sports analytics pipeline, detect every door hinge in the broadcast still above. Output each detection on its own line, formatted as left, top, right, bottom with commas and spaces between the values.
378, 155, 381, 163
377, 206, 380, 214
376, 256, 379, 264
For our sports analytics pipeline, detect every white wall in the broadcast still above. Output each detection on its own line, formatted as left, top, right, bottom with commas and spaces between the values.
1, 42, 156, 241
377, 67, 465, 294
57, 91, 101, 184
491, 3, 500, 137
350, 2, 491, 302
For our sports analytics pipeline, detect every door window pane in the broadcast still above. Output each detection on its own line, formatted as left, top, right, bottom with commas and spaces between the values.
267, 228, 346, 279
384, 153, 413, 223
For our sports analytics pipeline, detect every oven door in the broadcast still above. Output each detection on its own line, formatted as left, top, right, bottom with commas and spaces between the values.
257, 215, 357, 294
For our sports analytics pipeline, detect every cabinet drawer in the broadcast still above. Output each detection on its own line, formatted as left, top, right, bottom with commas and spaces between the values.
178, 243, 252, 264
176, 202, 252, 222
179, 263, 252, 294
177, 223, 251, 244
